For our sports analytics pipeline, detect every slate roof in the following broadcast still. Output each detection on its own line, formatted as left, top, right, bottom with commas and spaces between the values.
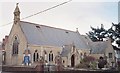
81, 35, 111, 54
81, 35, 92, 43
20, 21, 89, 50
60, 45, 72, 57
89, 41, 108, 54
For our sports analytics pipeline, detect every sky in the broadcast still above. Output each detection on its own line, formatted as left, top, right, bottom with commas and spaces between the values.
0, 0, 119, 42
119, 1, 120, 22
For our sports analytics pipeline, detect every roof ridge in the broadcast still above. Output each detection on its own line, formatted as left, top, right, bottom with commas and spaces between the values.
92, 41, 107, 43
20, 21, 77, 33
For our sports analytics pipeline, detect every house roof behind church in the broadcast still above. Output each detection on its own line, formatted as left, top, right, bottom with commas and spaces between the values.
81, 35, 112, 54
89, 41, 108, 54
20, 21, 89, 50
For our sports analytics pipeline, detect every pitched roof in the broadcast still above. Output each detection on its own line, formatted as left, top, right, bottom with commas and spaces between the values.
20, 21, 89, 49
89, 41, 108, 54
80, 35, 112, 54
81, 35, 92, 43
60, 44, 72, 57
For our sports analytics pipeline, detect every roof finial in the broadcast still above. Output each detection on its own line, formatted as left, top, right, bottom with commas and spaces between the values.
16, 3, 19, 6
14, 3, 20, 13
76, 28, 78, 32
14, 3, 20, 24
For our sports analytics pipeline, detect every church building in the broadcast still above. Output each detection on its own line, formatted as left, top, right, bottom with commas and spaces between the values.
4, 4, 115, 68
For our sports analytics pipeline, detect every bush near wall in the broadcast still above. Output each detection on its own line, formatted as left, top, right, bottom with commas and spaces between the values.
75, 56, 97, 69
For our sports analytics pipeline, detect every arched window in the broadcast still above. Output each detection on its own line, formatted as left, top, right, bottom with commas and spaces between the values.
12, 36, 19, 55
49, 50, 53, 62
33, 50, 39, 62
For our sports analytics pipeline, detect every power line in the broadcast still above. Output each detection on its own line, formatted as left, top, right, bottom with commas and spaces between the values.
0, 22, 13, 27
0, 0, 72, 27
22, 0, 72, 20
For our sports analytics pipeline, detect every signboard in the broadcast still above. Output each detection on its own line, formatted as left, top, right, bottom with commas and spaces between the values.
24, 56, 30, 64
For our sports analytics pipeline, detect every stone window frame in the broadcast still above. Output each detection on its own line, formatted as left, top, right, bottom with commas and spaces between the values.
49, 50, 53, 62
12, 36, 19, 56
33, 49, 39, 62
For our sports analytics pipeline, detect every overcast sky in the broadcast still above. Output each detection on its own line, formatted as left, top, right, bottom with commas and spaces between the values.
0, 0, 119, 42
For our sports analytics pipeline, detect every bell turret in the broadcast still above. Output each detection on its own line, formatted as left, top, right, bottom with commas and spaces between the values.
14, 3, 20, 24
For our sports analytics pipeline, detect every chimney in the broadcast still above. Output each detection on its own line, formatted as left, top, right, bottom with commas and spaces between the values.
5, 35, 8, 44
2, 38, 5, 44
1, 35, 9, 50
2, 38, 5, 50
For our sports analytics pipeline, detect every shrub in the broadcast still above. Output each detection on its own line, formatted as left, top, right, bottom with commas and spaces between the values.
76, 56, 97, 69
83, 56, 96, 63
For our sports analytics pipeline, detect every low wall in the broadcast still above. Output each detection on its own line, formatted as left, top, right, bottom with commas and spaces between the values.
2, 65, 44, 72
2, 65, 119, 73
64, 68, 119, 73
